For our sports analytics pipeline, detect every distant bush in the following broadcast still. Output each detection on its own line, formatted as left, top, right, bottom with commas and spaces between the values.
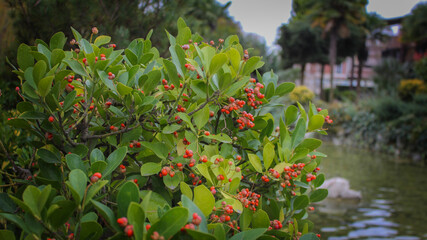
290, 85, 315, 104
398, 79, 427, 101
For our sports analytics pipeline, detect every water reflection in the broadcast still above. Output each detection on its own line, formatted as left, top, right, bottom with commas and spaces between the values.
309, 143, 427, 239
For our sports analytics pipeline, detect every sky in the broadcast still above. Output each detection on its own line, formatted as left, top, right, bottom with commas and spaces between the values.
216, 0, 427, 47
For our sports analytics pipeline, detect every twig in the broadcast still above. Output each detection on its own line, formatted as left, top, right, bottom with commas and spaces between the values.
84, 125, 140, 140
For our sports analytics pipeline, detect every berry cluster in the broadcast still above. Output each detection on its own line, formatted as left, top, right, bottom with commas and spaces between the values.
210, 202, 235, 224
268, 168, 280, 179
151, 231, 164, 240
128, 140, 141, 148
236, 111, 255, 129
162, 79, 175, 90
269, 219, 283, 230
108, 72, 115, 80
306, 173, 317, 182
177, 105, 186, 112
183, 149, 193, 159
159, 167, 176, 178
184, 63, 196, 71
119, 164, 126, 173
244, 81, 264, 109
236, 188, 260, 211
325, 115, 333, 124
199, 155, 208, 163
189, 173, 202, 185
220, 97, 245, 114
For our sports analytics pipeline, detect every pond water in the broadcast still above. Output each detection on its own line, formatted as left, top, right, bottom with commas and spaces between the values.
309, 143, 427, 240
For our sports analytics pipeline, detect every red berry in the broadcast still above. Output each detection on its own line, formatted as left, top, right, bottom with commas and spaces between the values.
15, 86, 20, 92
204, 131, 210, 136
117, 217, 128, 227
124, 225, 134, 237
146, 224, 151, 231
48, 116, 54, 122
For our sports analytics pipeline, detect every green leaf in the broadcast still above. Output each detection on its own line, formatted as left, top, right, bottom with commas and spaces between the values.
194, 185, 215, 217
227, 48, 240, 72
127, 202, 145, 240
275, 82, 295, 96
242, 56, 261, 76
181, 195, 208, 233
33, 60, 46, 85
297, 102, 307, 123
296, 139, 322, 152
224, 76, 250, 96
205, 133, 232, 143
38, 75, 54, 97
0, 213, 30, 234
63, 90, 76, 111
163, 59, 180, 86
285, 105, 299, 126
299, 233, 320, 240
143, 69, 161, 93
63, 59, 88, 77
240, 208, 253, 231
248, 154, 263, 173
197, 164, 214, 185
186, 229, 217, 240
163, 171, 183, 190
147, 207, 189, 239
310, 189, 328, 202
252, 210, 270, 228
17, 44, 34, 70
37, 148, 60, 164
91, 200, 121, 231
292, 195, 309, 210
0, 230, 15, 240
313, 174, 325, 188
0, 193, 16, 213
117, 182, 140, 217
141, 191, 169, 223
162, 124, 181, 134
90, 149, 105, 163
209, 53, 228, 75
263, 142, 275, 169
117, 82, 133, 96
47, 200, 76, 229
22, 186, 41, 218
80, 221, 103, 240
70, 26, 82, 41
308, 115, 325, 131
51, 49, 65, 67
68, 169, 87, 204
229, 228, 267, 240
180, 182, 193, 201
140, 142, 168, 159
49, 32, 66, 50
19, 111, 46, 120
140, 162, 162, 176
193, 104, 210, 129
291, 118, 306, 149
94, 35, 111, 47
66, 153, 85, 172
102, 146, 127, 178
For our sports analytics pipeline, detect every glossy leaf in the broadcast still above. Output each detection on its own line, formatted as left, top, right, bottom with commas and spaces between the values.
209, 53, 228, 75
310, 189, 328, 202
252, 210, 270, 228
230, 228, 267, 240
141, 162, 162, 176
263, 142, 275, 169
117, 182, 140, 217
102, 146, 127, 177
147, 207, 189, 239
248, 154, 263, 173
94, 35, 111, 47
308, 115, 325, 131
194, 185, 215, 217
127, 202, 145, 240
193, 105, 210, 129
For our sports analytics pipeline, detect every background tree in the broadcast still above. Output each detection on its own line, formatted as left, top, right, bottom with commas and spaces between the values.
277, 20, 328, 86
305, 0, 368, 101
402, 2, 427, 52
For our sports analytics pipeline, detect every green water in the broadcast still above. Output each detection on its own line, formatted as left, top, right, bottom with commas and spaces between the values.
309, 143, 427, 240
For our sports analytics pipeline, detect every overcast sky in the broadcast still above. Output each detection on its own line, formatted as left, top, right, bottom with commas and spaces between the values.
216, 0, 427, 47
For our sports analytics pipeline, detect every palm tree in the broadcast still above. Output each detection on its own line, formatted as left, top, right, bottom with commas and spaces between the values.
306, 0, 367, 101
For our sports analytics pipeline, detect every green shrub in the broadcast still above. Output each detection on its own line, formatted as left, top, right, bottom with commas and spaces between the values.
0, 19, 327, 240
289, 85, 315, 104
398, 79, 427, 101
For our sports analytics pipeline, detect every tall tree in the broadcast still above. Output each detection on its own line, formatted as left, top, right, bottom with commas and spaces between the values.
306, 0, 367, 101
402, 2, 427, 52
277, 19, 327, 85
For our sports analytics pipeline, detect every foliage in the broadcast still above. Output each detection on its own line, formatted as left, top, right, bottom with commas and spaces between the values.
414, 57, 427, 81
290, 86, 315, 104
1, 0, 269, 109
327, 96, 427, 161
402, 2, 427, 47
373, 58, 412, 95
0, 19, 328, 240
398, 79, 427, 101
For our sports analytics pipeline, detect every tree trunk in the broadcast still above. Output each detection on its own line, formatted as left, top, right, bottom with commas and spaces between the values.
350, 55, 355, 90
357, 58, 363, 97
328, 32, 337, 102
300, 63, 306, 85
320, 63, 325, 100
